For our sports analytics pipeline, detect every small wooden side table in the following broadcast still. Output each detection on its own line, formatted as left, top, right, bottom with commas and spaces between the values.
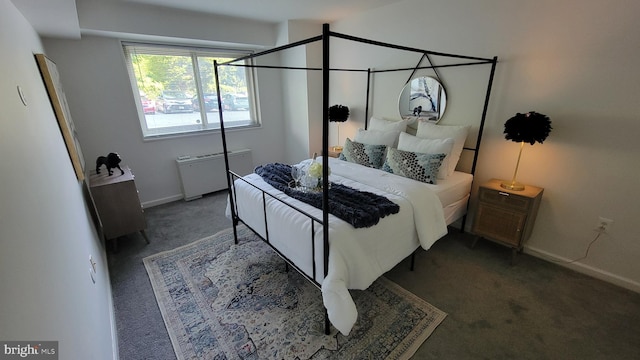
471, 179, 543, 264
326, 146, 342, 158
89, 166, 149, 251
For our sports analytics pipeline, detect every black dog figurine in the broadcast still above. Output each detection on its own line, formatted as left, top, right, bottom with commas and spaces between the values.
96, 152, 124, 176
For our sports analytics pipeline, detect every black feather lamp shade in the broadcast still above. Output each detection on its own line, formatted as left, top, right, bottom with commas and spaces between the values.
504, 111, 552, 145
329, 105, 350, 152
501, 111, 552, 190
328, 104, 349, 122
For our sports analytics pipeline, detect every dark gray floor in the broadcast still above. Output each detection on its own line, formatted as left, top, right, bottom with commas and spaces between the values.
109, 191, 640, 359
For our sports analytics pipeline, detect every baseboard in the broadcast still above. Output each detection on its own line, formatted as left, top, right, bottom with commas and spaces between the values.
141, 194, 184, 208
108, 269, 119, 360
524, 245, 640, 294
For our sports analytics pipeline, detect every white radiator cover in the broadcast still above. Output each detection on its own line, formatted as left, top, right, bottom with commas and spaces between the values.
176, 149, 253, 201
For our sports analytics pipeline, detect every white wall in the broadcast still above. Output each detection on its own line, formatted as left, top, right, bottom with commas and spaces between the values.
276, 20, 327, 162
42, 10, 287, 206
0, 0, 116, 358
278, 21, 312, 163
331, 0, 640, 291
303, 24, 325, 157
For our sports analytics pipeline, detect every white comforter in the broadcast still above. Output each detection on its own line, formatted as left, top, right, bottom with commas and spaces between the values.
226, 157, 448, 335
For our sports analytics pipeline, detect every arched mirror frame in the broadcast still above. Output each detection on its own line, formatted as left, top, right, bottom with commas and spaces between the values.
398, 76, 447, 123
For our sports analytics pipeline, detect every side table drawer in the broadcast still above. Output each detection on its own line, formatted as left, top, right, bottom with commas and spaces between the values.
480, 188, 530, 211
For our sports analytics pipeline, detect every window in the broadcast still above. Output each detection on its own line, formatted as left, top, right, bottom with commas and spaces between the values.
123, 43, 259, 138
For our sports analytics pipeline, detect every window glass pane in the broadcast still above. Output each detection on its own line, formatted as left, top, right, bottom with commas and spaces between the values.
124, 43, 258, 138
197, 56, 254, 129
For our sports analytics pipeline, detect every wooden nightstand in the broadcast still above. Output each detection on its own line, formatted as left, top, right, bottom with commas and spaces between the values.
471, 179, 543, 264
327, 146, 342, 158
89, 166, 149, 251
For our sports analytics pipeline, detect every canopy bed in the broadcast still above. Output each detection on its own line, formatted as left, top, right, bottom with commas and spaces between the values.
215, 24, 497, 336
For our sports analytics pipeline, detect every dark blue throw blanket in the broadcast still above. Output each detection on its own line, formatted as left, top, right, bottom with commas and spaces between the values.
254, 163, 399, 228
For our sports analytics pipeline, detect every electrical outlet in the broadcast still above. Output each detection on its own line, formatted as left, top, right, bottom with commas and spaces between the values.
595, 217, 614, 233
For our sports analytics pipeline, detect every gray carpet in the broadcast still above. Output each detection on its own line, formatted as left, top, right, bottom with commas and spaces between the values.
108, 191, 640, 359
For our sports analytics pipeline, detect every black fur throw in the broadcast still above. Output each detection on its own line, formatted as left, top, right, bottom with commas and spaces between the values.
328, 104, 350, 122
96, 152, 124, 176
254, 163, 399, 228
504, 111, 552, 145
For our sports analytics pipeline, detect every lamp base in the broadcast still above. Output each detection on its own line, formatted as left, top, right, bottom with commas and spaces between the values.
500, 180, 525, 191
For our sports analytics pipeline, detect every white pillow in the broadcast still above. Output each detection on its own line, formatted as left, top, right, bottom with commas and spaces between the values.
415, 122, 470, 177
354, 128, 400, 148
397, 132, 455, 179
369, 116, 408, 133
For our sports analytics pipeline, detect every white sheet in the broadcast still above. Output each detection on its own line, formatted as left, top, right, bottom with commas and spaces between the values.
226, 157, 449, 335
426, 170, 473, 208
422, 170, 473, 225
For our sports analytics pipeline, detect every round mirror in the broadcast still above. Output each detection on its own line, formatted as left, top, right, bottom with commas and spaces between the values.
398, 76, 447, 122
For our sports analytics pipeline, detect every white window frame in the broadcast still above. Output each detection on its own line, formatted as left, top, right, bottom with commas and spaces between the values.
123, 42, 260, 139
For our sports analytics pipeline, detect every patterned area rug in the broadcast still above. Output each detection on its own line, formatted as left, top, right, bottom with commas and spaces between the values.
143, 226, 446, 360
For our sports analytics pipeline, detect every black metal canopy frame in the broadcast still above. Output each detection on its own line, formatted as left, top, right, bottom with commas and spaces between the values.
215, 23, 497, 335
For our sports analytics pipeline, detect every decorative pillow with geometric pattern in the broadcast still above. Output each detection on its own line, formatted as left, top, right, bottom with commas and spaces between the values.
381, 148, 446, 184
338, 138, 387, 168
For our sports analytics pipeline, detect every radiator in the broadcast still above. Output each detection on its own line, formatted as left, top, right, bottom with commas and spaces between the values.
176, 149, 253, 201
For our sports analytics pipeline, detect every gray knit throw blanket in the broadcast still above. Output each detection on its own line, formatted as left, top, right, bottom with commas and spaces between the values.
254, 163, 399, 228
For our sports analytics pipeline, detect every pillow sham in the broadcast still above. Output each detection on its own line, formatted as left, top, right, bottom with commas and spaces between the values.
397, 132, 454, 179
338, 138, 387, 169
354, 128, 400, 148
381, 148, 446, 185
369, 116, 408, 133
415, 122, 470, 177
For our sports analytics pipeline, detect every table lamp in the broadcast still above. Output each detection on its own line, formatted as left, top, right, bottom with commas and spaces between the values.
501, 111, 552, 191
328, 104, 349, 152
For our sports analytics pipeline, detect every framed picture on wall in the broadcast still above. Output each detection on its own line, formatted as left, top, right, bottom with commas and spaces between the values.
35, 53, 85, 181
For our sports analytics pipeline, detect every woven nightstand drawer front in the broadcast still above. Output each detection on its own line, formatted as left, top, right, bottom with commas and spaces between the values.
474, 204, 525, 246
480, 188, 530, 211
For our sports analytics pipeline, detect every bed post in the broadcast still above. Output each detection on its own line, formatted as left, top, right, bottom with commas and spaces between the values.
322, 22, 331, 336
470, 56, 497, 176
365, 68, 371, 129
460, 55, 498, 232
214, 60, 239, 244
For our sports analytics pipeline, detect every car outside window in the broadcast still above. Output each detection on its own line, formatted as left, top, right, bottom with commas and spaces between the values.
123, 43, 259, 138
157, 91, 193, 114
140, 94, 156, 115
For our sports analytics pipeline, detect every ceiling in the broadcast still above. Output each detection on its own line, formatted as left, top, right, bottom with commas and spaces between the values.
12, 0, 81, 38
12, 0, 405, 39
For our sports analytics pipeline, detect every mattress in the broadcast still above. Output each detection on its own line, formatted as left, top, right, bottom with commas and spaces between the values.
427, 170, 473, 208
325, 157, 472, 225
424, 170, 473, 224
